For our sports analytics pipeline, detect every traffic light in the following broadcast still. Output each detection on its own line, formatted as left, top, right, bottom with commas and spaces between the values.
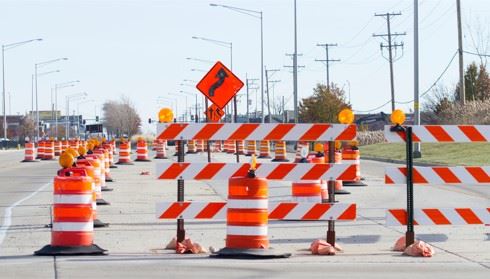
82, 120, 86, 125
148, 118, 152, 124
95, 116, 99, 122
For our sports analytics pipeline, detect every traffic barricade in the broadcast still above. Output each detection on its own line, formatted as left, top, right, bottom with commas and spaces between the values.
116, 141, 133, 165
22, 141, 38, 162
135, 139, 151, 162
383, 110, 490, 248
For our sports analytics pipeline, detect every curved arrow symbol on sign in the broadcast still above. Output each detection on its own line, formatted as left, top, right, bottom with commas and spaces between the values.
208, 68, 228, 97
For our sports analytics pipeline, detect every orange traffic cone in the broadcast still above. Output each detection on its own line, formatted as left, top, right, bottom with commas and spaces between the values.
34, 160, 106, 255
21, 141, 39, 162
272, 141, 289, 162
245, 141, 256, 157
213, 164, 290, 259
257, 141, 271, 159
135, 139, 151, 162
116, 141, 134, 165
342, 142, 367, 187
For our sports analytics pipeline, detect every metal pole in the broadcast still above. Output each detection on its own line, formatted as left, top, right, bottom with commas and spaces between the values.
205, 98, 211, 163
387, 15, 396, 112
326, 45, 330, 90
246, 76, 250, 123
66, 98, 69, 139
326, 141, 336, 246
260, 12, 265, 124
293, 1, 298, 123
413, 0, 422, 158
230, 42, 239, 163
405, 126, 415, 247
31, 75, 34, 114
1, 45, 5, 144
456, 0, 465, 104
177, 139, 185, 242
35, 65, 39, 141
55, 87, 58, 139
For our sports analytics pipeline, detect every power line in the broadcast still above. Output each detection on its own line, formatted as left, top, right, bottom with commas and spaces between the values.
315, 43, 340, 90
354, 50, 458, 112
463, 50, 490, 57
373, 12, 406, 112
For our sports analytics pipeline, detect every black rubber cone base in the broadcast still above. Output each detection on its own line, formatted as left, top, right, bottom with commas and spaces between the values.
41, 158, 57, 161
101, 186, 113, 191
105, 178, 114, 183
135, 159, 152, 162
110, 165, 118, 169
258, 156, 272, 159
343, 181, 368, 187
154, 156, 168, 159
34, 244, 107, 256
116, 162, 134, 165
245, 154, 253, 157
271, 158, 289, 162
21, 159, 40, 163
94, 219, 109, 228
186, 151, 197, 154
211, 248, 291, 259
96, 199, 110, 205
335, 189, 351, 195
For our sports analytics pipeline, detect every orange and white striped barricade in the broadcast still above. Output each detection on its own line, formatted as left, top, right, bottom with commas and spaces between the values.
75, 159, 109, 228
158, 201, 356, 222
135, 140, 151, 162
384, 123, 490, 246
258, 141, 271, 159
386, 208, 490, 226
235, 140, 245, 155
116, 142, 133, 165
245, 140, 256, 157
385, 166, 490, 185
186, 140, 197, 154
86, 154, 110, 205
22, 142, 39, 162
54, 140, 62, 156
156, 162, 356, 181
154, 139, 168, 159
36, 140, 44, 159
157, 123, 356, 142
272, 141, 289, 162
341, 147, 367, 187
42, 141, 55, 160
34, 167, 106, 255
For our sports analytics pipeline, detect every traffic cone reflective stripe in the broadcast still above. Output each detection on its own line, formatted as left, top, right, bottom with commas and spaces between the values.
135, 140, 151, 161
76, 159, 108, 227
35, 167, 106, 255
154, 140, 168, 159
116, 142, 133, 165
272, 141, 289, 162
236, 140, 245, 155
43, 141, 55, 160
54, 141, 62, 156
22, 142, 38, 162
245, 141, 256, 156
258, 141, 271, 158
342, 148, 367, 186
187, 140, 197, 153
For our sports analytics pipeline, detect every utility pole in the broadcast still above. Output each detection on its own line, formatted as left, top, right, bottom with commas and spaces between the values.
413, 0, 422, 158
246, 76, 259, 123
456, 0, 465, 104
285, 54, 305, 121
373, 12, 406, 112
315, 43, 340, 90
293, 0, 298, 123
265, 67, 280, 123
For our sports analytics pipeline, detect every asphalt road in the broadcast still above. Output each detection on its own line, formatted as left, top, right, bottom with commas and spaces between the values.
0, 148, 488, 278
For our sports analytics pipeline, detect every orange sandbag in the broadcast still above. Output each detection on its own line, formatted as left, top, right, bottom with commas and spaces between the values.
393, 236, 406, 251
404, 240, 435, 257
310, 239, 342, 255
176, 238, 207, 254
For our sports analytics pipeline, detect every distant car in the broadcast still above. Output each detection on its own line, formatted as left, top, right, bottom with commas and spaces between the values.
0, 138, 10, 141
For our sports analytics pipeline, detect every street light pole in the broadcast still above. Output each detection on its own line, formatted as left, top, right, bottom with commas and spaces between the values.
35, 58, 68, 140
210, 3, 264, 123
54, 80, 79, 139
1, 38, 42, 143
293, 0, 298, 123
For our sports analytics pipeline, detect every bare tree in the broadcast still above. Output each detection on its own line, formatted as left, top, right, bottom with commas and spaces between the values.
102, 96, 141, 138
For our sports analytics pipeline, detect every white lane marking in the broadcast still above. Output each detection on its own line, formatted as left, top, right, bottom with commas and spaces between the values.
0, 182, 50, 246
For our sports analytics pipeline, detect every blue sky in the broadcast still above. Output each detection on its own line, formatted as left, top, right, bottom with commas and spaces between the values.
1, 0, 489, 132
